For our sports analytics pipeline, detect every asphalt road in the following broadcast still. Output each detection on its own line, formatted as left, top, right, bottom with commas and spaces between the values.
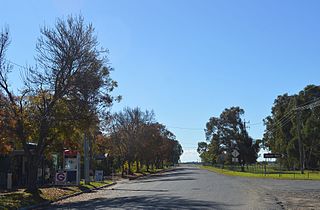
46, 166, 320, 210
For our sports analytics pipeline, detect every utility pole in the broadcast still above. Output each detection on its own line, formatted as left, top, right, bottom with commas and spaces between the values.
296, 110, 304, 174
84, 133, 90, 184
294, 98, 320, 174
243, 120, 250, 130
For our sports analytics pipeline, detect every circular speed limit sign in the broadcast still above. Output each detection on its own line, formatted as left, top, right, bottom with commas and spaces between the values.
55, 171, 67, 184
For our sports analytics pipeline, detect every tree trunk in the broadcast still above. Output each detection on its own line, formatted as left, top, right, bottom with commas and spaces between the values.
26, 155, 39, 193
121, 163, 125, 177
146, 162, 149, 172
155, 160, 160, 169
128, 161, 131, 175
136, 161, 140, 173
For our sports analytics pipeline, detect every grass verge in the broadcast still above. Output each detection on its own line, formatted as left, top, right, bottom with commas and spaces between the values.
0, 180, 113, 210
201, 165, 320, 180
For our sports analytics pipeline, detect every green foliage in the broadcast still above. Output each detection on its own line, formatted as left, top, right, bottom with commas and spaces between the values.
263, 85, 320, 169
198, 107, 260, 165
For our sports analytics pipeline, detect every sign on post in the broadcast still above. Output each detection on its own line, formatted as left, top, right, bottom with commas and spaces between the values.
232, 149, 239, 158
231, 149, 239, 163
263, 153, 283, 158
95, 170, 103, 181
55, 171, 67, 185
63, 150, 80, 185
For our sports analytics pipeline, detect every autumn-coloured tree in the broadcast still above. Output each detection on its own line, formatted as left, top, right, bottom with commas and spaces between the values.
0, 16, 118, 192
107, 107, 183, 175
0, 92, 14, 154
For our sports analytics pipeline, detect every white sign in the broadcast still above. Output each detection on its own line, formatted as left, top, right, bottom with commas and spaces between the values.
55, 171, 67, 185
95, 170, 103, 181
232, 149, 239, 157
65, 158, 78, 169
232, 157, 238, 162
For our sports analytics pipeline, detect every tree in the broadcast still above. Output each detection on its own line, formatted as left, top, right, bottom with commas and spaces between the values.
197, 141, 216, 164
0, 92, 14, 154
199, 107, 260, 168
263, 85, 320, 170
0, 16, 118, 192
107, 107, 183, 175
108, 107, 155, 175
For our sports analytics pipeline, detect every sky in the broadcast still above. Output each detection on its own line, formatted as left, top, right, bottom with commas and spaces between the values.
1, 0, 320, 162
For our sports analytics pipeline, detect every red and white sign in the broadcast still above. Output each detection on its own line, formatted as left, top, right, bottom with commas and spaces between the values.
55, 171, 67, 185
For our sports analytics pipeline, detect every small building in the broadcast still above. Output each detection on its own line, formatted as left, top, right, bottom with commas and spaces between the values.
0, 143, 51, 189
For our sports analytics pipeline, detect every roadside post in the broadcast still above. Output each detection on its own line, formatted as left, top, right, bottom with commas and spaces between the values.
55, 150, 80, 186
232, 149, 239, 162
55, 170, 67, 185
263, 153, 283, 176
95, 170, 103, 181
7, 173, 12, 190
232, 149, 239, 171
64, 150, 81, 185
94, 153, 109, 181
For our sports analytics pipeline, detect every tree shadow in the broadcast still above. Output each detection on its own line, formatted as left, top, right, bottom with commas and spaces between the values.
110, 188, 169, 192
138, 177, 196, 183
137, 167, 200, 181
47, 194, 242, 210
78, 185, 92, 192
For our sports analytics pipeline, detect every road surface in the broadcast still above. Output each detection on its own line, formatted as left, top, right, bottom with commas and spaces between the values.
46, 166, 320, 209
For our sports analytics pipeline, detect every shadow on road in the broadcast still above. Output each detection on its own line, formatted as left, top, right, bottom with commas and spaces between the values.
138, 177, 196, 183
121, 167, 199, 184
48, 194, 241, 210
109, 188, 169, 192
137, 167, 200, 181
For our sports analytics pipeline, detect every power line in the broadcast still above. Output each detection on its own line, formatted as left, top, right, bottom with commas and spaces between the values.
268, 85, 320, 129
267, 98, 320, 135
249, 122, 263, 126
294, 99, 320, 111
4, 59, 320, 133
266, 91, 320, 132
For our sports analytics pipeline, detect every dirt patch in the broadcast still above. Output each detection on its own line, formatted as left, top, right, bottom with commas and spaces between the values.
275, 189, 320, 209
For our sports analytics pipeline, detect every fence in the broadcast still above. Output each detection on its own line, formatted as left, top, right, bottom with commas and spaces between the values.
0, 172, 7, 189
206, 163, 320, 180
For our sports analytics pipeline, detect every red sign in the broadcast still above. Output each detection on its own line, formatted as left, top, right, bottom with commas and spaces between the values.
64, 150, 78, 156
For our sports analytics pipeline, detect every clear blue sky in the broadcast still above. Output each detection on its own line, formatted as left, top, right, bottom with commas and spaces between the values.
1, 0, 320, 162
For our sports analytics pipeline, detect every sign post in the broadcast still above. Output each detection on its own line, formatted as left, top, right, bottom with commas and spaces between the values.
95, 170, 103, 181
64, 150, 80, 185
263, 153, 283, 159
7, 173, 12, 190
263, 153, 283, 176
232, 149, 239, 163
55, 170, 67, 185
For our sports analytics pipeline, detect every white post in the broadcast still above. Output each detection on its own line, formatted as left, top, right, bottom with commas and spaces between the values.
76, 153, 81, 185
7, 173, 12, 190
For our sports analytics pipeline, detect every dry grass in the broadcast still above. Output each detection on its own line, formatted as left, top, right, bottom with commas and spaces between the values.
0, 180, 113, 210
